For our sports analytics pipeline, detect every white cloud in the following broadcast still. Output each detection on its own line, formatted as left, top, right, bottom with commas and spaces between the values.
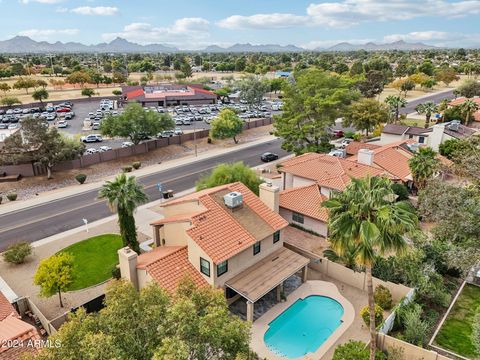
71, 6, 118, 16
217, 0, 480, 30
19, 0, 64, 4
18, 28, 79, 40
217, 13, 307, 29
383, 31, 480, 45
102, 18, 210, 46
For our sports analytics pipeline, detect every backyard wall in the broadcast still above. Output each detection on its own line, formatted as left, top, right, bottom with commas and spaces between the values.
377, 333, 452, 360
0, 118, 273, 177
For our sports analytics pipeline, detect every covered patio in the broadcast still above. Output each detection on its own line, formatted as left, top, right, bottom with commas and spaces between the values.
225, 247, 310, 322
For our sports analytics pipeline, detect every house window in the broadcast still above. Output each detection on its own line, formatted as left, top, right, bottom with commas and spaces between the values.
408, 134, 414, 139
217, 260, 228, 277
273, 231, 281, 243
253, 242, 261, 255
418, 136, 425, 144
292, 212, 304, 224
200, 257, 210, 277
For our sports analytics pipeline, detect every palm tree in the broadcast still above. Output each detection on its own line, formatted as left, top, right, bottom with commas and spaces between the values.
415, 101, 438, 128
459, 99, 479, 125
384, 95, 407, 123
323, 245, 360, 271
98, 173, 148, 253
408, 147, 440, 190
323, 176, 418, 360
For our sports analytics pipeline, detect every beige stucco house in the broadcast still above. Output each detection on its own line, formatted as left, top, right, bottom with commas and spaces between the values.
118, 182, 309, 322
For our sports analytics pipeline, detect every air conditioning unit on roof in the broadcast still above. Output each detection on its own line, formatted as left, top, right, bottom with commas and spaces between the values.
223, 192, 243, 208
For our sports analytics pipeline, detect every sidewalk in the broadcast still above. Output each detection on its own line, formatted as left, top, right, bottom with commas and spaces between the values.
0, 135, 277, 216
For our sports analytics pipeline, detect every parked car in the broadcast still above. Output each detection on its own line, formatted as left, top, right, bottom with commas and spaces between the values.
121, 141, 134, 148
56, 107, 71, 113
159, 130, 175, 138
81, 134, 103, 143
174, 128, 183, 135
57, 120, 68, 128
84, 148, 98, 155
98, 146, 112, 152
64, 112, 75, 120
92, 122, 101, 130
260, 152, 279, 162
46, 114, 57, 121
7, 123, 19, 130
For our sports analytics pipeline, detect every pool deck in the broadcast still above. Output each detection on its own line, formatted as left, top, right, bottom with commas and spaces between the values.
251, 280, 355, 360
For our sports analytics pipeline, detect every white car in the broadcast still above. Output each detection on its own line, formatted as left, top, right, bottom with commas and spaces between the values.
121, 141, 134, 148
81, 134, 103, 143
98, 146, 112, 152
84, 148, 97, 155
57, 120, 68, 128
8, 123, 19, 130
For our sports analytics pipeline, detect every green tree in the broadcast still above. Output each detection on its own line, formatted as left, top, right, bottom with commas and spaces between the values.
32, 88, 49, 105
209, 109, 243, 144
343, 98, 389, 136
180, 62, 192, 78
456, 79, 480, 98
435, 68, 459, 86
98, 173, 148, 253
408, 147, 440, 189
333, 340, 385, 360
237, 75, 269, 108
418, 61, 435, 76
13, 77, 36, 94
459, 99, 479, 125
67, 71, 92, 88
101, 103, 174, 145
33, 253, 74, 307
36, 79, 48, 88
196, 162, 262, 195
439, 138, 460, 159
384, 95, 407, 123
274, 68, 359, 154
415, 101, 438, 128
0, 96, 21, 107
0, 82, 11, 96
269, 78, 285, 94
31, 279, 251, 360
0, 118, 85, 179
449, 134, 480, 186
323, 176, 417, 360
356, 70, 385, 98
81, 88, 95, 98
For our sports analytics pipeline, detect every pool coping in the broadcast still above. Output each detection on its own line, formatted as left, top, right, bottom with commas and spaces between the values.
251, 280, 355, 360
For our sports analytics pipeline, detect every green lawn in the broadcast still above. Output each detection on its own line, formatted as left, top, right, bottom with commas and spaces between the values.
57, 234, 123, 291
435, 284, 480, 359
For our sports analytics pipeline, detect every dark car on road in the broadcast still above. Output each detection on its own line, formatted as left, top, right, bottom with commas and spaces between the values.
261, 152, 279, 162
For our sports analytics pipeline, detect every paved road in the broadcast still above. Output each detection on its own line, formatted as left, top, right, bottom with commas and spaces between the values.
400, 89, 455, 114
0, 139, 288, 249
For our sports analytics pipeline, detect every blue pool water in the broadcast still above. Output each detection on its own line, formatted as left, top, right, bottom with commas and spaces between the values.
264, 295, 344, 358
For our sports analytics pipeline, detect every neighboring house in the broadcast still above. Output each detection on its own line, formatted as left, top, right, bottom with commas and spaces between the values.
0, 291, 40, 359
449, 97, 480, 122
118, 182, 309, 322
379, 122, 477, 151
345, 141, 380, 156
279, 184, 329, 236
0, 128, 20, 144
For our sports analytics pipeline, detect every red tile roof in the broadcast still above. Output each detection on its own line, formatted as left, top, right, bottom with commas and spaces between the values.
345, 141, 380, 156
125, 88, 144, 100
279, 153, 385, 191
160, 182, 288, 263
280, 184, 329, 222
449, 97, 480, 106
144, 246, 208, 293
0, 292, 16, 321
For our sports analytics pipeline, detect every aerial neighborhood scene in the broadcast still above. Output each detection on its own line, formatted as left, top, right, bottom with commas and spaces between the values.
1, 0, 480, 359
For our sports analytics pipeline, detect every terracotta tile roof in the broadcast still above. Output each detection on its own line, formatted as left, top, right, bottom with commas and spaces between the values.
449, 97, 480, 106
280, 185, 329, 222
126, 88, 145, 100
474, 111, 480, 122
150, 213, 202, 226
0, 292, 16, 321
345, 141, 380, 156
145, 246, 208, 293
160, 182, 288, 263
279, 153, 385, 191
137, 246, 185, 269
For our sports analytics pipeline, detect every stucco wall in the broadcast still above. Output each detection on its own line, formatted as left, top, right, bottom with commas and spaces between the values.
279, 208, 328, 237
377, 333, 452, 360
379, 133, 405, 145
292, 175, 315, 189
162, 222, 191, 246
186, 237, 215, 286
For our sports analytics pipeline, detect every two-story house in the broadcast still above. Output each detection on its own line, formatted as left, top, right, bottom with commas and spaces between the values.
118, 182, 309, 322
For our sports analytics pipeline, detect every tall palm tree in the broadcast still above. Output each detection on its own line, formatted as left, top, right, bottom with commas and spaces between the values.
98, 173, 148, 253
415, 101, 438, 128
384, 95, 407, 123
408, 147, 440, 190
459, 99, 479, 125
323, 176, 418, 360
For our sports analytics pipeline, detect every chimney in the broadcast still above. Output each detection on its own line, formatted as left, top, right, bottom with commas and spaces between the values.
118, 247, 139, 290
357, 149, 375, 166
429, 124, 445, 152
259, 182, 279, 213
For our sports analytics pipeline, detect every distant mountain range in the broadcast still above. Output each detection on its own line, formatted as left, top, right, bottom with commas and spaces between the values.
323, 40, 438, 51
0, 36, 440, 54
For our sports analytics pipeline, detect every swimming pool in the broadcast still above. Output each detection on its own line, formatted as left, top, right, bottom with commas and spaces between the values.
264, 295, 344, 358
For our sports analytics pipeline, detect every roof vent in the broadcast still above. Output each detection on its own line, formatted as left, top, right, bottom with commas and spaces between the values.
448, 120, 460, 131
223, 191, 243, 208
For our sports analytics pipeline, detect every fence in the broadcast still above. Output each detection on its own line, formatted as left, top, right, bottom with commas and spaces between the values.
0, 117, 274, 177
377, 333, 452, 360
15, 296, 59, 335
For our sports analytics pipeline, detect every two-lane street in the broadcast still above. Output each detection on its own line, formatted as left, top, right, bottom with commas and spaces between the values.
400, 89, 455, 114
0, 139, 289, 248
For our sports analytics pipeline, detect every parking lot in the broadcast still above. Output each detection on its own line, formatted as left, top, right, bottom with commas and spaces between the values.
1, 97, 283, 155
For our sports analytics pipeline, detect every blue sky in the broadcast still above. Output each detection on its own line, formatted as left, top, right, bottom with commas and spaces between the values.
1, 0, 479, 49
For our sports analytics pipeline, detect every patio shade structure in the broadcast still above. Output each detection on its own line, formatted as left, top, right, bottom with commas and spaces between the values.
225, 247, 310, 321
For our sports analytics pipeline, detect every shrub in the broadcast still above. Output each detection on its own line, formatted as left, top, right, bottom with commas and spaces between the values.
132, 161, 141, 170
122, 166, 132, 173
344, 130, 355, 139
352, 133, 362, 141
75, 173, 87, 184
3, 242, 33, 264
111, 266, 121, 280
360, 304, 384, 327
333, 340, 386, 360
374, 285, 393, 310
472, 307, 480, 355
7, 192, 17, 201
207, 137, 212, 144
112, 89, 122, 96
391, 183, 409, 201
402, 303, 429, 346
